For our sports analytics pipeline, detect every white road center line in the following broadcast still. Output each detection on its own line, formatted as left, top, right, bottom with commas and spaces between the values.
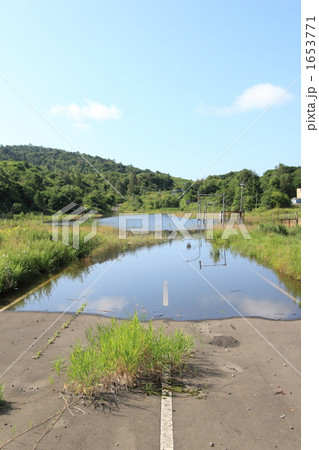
163, 280, 169, 306
252, 270, 299, 303
160, 383, 174, 450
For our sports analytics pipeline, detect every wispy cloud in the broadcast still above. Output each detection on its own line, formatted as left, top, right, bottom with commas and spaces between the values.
197, 83, 294, 116
50, 100, 122, 121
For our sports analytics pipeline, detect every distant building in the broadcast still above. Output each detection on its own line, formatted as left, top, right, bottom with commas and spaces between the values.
291, 188, 301, 205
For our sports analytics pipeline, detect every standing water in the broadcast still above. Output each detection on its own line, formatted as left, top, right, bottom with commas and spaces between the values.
2, 236, 301, 321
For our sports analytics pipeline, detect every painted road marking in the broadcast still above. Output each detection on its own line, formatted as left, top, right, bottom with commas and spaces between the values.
252, 270, 299, 304
161, 379, 174, 450
163, 280, 169, 306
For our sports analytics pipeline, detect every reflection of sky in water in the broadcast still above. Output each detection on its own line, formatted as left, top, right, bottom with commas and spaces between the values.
98, 214, 221, 231
229, 296, 298, 319
86, 296, 128, 313
8, 238, 301, 321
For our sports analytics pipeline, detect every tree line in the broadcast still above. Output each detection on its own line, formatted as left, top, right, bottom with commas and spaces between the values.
0, 145, 300, 214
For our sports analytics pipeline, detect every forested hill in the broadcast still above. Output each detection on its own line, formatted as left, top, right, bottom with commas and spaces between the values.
0, 145, 300, 214
0, 144, 177, 178
0, 145, 188, 214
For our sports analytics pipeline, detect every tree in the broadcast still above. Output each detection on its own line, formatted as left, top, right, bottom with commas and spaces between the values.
127, 173, 140, 195
260, 190, 291, 209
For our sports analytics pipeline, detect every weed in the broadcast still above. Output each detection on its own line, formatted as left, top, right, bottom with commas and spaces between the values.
74, 303, 87, 316
32, 350, 42, 360
32, 302, 87, 359
143, 382, 160, 396
48, 376, 54, 389
53, 356, 67, 377
52, 357, 67, 391
166, 385, 201, 396
61, 313, 193, 396
48, 330, 61, 345
0, 384, 6, 406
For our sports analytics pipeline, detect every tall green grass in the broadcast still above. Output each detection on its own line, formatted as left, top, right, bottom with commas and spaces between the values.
0, 216, 168, 295
244, 207, 301, 224
213, 223, 301, 281
0, 218, 99, 294
63, 313, 193, 395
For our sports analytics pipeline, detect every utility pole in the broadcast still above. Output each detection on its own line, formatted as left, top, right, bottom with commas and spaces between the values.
197, 190, 201, 230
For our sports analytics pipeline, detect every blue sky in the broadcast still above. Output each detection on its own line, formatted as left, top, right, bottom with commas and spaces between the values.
0, 0, 300, 179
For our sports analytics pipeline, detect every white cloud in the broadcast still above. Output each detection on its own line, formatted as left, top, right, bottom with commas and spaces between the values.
197, 83, 293, 116
50, 100, 122, 120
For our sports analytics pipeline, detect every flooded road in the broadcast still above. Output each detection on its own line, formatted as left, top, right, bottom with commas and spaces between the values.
1, 237, 301, 321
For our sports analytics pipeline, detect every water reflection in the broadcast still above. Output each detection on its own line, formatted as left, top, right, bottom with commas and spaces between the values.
86, 296, 128, 314
4, 237, 301, 321
220, 246, 301, 300
98, 214, 207, 231
230, 296, 299, 319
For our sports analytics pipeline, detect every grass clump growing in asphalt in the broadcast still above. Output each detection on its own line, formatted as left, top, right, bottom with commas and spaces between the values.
0, 384, 6, 406
62, 313, 193, 396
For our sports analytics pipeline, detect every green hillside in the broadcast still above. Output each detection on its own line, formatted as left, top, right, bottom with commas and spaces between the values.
0, 145, 300, 214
